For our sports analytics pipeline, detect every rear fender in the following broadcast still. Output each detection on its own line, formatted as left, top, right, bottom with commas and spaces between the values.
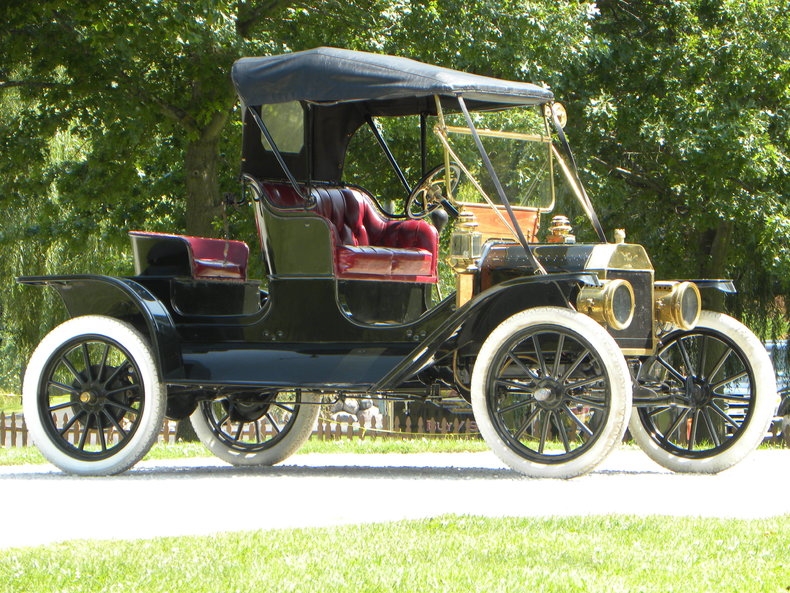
17, 275, 182, 379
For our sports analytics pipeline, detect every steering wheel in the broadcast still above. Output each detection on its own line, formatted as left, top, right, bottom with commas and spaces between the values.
406, 164, 462, 220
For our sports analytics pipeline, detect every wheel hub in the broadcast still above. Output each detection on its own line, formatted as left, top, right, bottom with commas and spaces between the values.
685, 376, 712, 407
70, 366, 132, 425
79, 391, 97, 404
76, 387, 105, 414
533, 380, 565, 410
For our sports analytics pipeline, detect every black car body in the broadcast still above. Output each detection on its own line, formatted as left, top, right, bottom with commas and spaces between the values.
19, 48, 778, 477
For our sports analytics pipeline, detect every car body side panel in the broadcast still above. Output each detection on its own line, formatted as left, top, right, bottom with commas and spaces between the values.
19, 272, 596, 393
178, 343, 415, 389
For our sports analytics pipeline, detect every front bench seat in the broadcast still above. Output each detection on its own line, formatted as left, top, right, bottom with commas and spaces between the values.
262, 182, 439, 283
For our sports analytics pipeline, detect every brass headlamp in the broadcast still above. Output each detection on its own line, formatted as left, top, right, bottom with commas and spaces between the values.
654, 281, 701, 330
576, 279, 635, 331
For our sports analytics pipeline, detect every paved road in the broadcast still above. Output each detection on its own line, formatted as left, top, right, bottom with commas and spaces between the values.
1, 448, 788, 549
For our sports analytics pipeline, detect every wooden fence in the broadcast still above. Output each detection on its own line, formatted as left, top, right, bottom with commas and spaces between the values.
1, 411, 479, 449
1, 412, 28, 448
314, 415, 478, 440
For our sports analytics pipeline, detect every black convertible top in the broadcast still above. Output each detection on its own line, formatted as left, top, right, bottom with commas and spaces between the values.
232, 47, 553, 113
234, 47, 554, 182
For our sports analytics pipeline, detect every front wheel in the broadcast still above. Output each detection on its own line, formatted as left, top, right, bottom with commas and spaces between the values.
471, 307, 632, 478
191, 390, 320, 466
630, 310, 777, 473
22, 315, 166, 475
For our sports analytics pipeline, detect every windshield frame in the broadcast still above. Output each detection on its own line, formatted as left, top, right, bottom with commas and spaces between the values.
243, 75, 607, 250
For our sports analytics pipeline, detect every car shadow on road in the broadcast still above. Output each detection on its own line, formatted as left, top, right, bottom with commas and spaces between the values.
0, 460, 671, 481
0, 464, 515, 480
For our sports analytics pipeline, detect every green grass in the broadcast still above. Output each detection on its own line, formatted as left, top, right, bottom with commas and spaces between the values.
136, 437, 488, 462
0, 437, 490, 466
1, 434, 780, 467
298, 436, 488, 455
0, 393, 21, 413
1, 515, 788, 592
0, 446, 45, 465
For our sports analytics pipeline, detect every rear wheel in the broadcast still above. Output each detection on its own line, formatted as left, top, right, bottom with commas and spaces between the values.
191, 390, 320, 466
471, 307, 632, 478
22, 315, 165, 476
630, 310, 777, 473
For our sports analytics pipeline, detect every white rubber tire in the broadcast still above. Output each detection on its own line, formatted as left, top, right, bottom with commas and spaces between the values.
471, 307, 632, 479
629, 310, 778, 473
191, 391, 320, 466
22, 315, 165, 476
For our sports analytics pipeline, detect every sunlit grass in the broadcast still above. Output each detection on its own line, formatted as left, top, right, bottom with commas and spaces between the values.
0, 393, 21, 413
2, 432, 783, 467
298, 436, 488, 455
0, 446, 45, 465
0, 437, 490, 466
1, 515, 788, 592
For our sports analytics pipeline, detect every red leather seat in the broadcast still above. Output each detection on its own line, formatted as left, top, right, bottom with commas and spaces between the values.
129, 231, 249, 280
262, 182, 438, 282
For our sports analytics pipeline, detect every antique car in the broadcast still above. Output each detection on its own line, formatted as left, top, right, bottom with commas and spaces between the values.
19, 47, 778, 477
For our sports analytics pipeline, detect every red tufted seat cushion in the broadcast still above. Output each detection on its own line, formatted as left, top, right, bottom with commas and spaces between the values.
129, 231, 249, 280
262, 182, 438, 282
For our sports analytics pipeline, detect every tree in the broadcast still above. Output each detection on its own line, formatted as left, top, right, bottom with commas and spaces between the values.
383, 0, 597, 82
0, 0, 392, 390
567, 0, 790, 331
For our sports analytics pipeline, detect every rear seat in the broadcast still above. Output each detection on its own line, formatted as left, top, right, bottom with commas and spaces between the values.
129, 231, 249, 280
262, 182, 438, 283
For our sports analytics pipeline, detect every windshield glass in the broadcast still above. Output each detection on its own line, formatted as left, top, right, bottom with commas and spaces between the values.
343, 104, 558, 215
436, 106, 555, 212
343, 116, 432, 206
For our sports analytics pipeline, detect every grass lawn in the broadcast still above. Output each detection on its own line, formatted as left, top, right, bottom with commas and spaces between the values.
0, 393, 21, 413
1, 515, 788, 592
0, 437, 491, 466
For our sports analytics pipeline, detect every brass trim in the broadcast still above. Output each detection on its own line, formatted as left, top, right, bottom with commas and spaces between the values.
443, 125, 551, 144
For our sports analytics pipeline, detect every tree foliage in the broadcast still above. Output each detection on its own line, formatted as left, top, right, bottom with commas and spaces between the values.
566, 0, 790, 329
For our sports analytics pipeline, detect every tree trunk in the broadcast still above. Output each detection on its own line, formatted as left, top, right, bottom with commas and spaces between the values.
175, 418, 199, 442
701, 220, 733, 312
177, 136, 219, 442
184, 135, 222, 237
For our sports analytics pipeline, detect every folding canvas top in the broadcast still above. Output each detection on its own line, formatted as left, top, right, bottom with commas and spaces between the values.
232, 46, 553, 114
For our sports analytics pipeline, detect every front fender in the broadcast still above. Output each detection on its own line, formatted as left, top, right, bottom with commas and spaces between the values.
17, 274, 182, 379
454, 272, 598, 351
687, 279, 736, 293
372, 272, 598, 391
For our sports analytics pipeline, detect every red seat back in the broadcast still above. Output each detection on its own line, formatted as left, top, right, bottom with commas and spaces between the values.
259, 182, 438, 282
